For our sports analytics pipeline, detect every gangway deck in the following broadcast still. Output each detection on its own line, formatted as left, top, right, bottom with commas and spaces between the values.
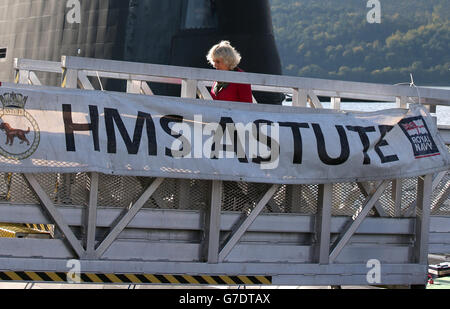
0, 56, 448, 287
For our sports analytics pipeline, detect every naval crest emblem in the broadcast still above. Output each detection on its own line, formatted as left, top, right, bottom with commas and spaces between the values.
0, 92, 40, 160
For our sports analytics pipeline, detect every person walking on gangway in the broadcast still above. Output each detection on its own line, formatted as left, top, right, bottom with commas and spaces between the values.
206, 41, 253, 103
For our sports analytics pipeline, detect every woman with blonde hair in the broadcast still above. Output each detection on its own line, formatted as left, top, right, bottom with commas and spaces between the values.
206, 41, 253, 103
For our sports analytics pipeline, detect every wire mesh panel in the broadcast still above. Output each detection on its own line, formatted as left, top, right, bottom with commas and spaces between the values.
144, 178, 209, 211
221, 181, 272, 213
97, 174, 149, 208
221, 182, 318, 214
266, 184, 290, 213
377, 181, 397, 217
431, 171, 450, 216
0, 173, 57, 238
0, 172, 39, 204
284, 184, 318, 214
35, 173, 90, 206
0, 171, 447, 217
97, 175, 211, 211
0, 172, 91, 206
329, 178, 448, 218
400, 177, 419, 216
331, 181, 399, 217
331, 182, 376, 217
431, 145, 450, 215
176, 179, 210, 211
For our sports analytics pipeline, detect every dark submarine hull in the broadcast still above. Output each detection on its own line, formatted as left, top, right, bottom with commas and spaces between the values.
0, 0, 283, 104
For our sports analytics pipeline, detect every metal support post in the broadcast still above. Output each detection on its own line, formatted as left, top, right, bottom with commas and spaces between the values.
204, 180, 223, 263
396, 96, 407, 108
16, 70, 30, 84
292, 88, 307, 107
85, 172, 99, 258
413, 174, 432, 264
315, 183, 332, 264
181, 79, 198, 98
331, 97, 341, 110
61, 68, 78, 89
127, 80, 141, 94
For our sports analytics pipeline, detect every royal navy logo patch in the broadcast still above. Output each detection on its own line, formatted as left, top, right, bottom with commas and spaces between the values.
398, 116, 440, 159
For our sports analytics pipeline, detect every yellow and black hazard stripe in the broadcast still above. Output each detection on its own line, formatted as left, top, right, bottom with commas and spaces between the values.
0, 272, 271, 285
0, 223, 54, 238
23, 223, 54, 235
0, 223, 53, 238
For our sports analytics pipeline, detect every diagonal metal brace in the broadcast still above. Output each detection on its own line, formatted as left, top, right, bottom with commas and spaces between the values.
24, 173, 86, 258
357, 181, 388, 217
329, 179, 390, 263
404, 171, 447, 217
218, 184, 279, 262
95, 177, 164, 259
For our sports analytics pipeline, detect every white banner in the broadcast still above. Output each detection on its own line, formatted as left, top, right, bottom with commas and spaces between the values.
0, 84, 448, 184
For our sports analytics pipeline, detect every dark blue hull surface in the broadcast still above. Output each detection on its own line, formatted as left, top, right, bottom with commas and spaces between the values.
0, 0, 283, 103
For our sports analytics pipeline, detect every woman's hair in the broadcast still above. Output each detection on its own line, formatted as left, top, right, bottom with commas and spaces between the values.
206, 40, 242, 70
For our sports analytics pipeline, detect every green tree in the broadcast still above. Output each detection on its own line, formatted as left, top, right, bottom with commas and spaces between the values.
270, 0, 450, 85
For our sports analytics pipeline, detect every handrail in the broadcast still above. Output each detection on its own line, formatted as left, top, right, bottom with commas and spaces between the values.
61, 56, 450, 104
14, 58, 62, 73
13, 56, 450, 106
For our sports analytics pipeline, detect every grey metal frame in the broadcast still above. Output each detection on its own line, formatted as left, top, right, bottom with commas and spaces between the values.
0, 172, 441, 287
0, 56, 448, 287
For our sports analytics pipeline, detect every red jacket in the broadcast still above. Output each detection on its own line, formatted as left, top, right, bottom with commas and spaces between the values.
210, 68, 253, 103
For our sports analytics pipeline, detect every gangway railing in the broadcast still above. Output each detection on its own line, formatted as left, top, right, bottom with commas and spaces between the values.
0, 56, 447, 288
14, 56, 450, 108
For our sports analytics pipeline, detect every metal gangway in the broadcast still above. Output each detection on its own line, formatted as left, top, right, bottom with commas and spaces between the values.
0, 56, 448, 287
